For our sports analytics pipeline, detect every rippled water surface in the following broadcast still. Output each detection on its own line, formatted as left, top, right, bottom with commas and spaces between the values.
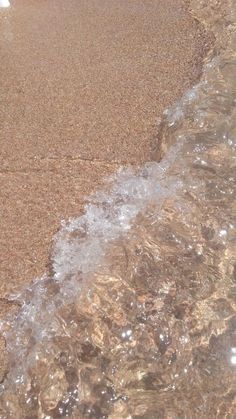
0, 0, 236, 417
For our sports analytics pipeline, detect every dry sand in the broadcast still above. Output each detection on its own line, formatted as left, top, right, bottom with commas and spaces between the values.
0, 0, 212, 308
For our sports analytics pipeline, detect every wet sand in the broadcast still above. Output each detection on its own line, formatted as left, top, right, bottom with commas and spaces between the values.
0, 0, 215, 390
0, 0, 215, 401
2, 0, 235, 414
0, 0, 212, 305
0, 0, 214, 385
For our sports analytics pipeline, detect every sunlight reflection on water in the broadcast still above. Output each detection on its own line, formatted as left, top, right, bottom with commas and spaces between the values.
0, 0, 236, 418
0, 0, 10, 8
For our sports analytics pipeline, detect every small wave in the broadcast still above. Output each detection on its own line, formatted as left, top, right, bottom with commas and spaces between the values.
0, 0, 236, 417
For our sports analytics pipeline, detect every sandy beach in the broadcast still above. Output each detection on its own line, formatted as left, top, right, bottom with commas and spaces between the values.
0, 0, 215, 389
1, 0, 235, 417
0, 0, 212, 298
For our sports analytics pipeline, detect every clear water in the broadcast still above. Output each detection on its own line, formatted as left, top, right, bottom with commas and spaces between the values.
0, 0, 236, 417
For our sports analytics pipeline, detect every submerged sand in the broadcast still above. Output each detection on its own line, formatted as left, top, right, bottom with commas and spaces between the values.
0, 0, 214, 389
0, 1, 212, 304
0, 0, 214, 386
2, 1, 235, 416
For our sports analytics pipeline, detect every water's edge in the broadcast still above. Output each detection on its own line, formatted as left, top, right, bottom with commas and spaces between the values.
0, 0, 236, 417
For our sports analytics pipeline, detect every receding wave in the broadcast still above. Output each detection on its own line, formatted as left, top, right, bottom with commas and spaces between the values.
0, 0, 236, 417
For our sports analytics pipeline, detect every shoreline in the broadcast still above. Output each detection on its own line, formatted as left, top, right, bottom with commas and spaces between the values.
0, 0, 215, 394
0, 0, 233, 417
0, 0, 213, 299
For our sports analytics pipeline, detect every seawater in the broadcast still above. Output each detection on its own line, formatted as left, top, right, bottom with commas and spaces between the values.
0, 0, 236, 417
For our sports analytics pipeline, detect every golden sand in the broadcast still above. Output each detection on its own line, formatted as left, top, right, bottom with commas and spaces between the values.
0, 0, 212, 299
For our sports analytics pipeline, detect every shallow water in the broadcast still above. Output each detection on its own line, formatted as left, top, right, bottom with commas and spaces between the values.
0, 0, 236, 417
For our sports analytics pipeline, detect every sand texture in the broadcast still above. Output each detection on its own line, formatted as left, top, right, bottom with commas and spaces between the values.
0, 0, 212, 299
